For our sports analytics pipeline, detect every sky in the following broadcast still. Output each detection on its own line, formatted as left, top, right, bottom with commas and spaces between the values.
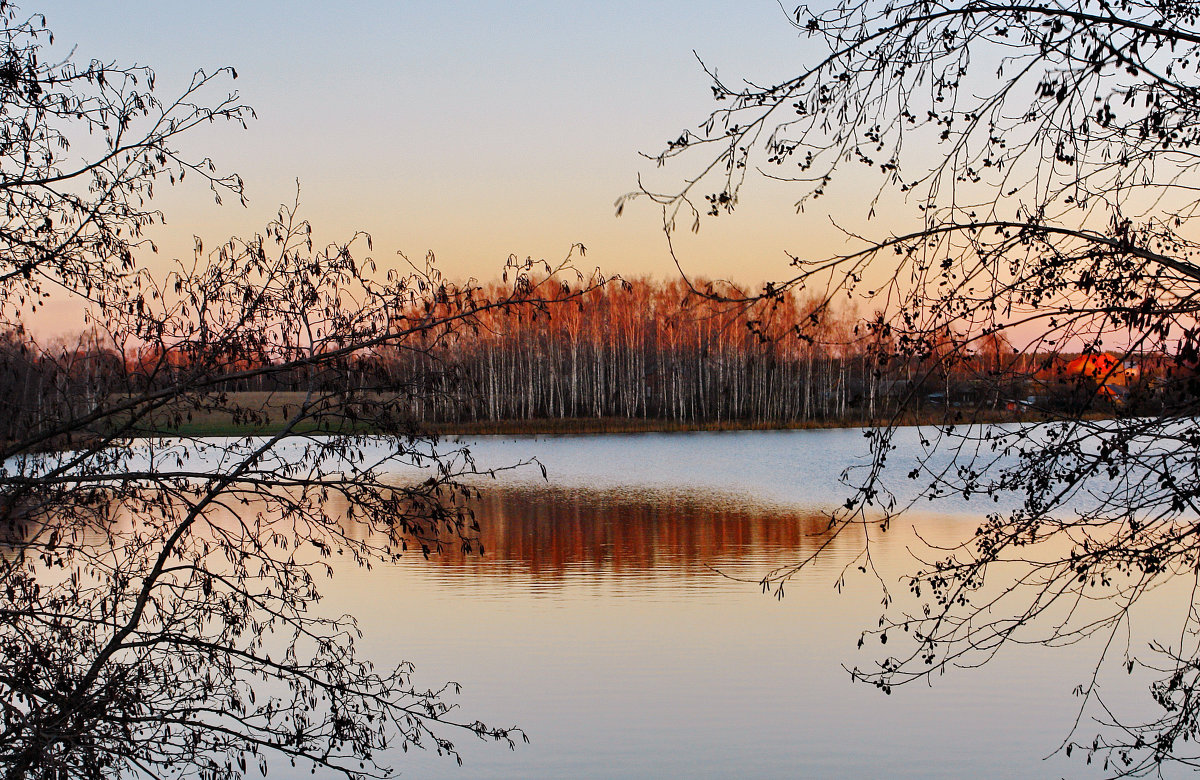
35, 0, 867, 317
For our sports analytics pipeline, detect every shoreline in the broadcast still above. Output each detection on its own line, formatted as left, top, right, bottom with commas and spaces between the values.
145, 409, 1055, 440
18, 408, 1123, 454
425, 409, 1061, 437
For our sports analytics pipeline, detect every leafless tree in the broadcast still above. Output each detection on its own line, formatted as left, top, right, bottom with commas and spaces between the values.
0, 4, 598, 779
636, 0, 1200, 774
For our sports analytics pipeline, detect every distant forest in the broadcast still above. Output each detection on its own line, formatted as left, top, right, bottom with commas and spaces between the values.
0, 277, 1181, 438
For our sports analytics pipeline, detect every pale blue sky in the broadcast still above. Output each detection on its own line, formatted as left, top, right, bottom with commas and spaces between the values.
42, 2, 845, 294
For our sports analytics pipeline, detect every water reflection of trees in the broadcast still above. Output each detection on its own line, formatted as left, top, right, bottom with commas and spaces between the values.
413, 486, 870, 580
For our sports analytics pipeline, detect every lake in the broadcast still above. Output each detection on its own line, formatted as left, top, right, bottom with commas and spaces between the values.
297, 428, 1180, 779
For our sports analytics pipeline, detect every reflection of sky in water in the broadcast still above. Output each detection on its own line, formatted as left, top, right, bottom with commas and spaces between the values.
447, 429, 867, 510
23, 427, 1194, 777
317, 472, 1185, 779
446, 420, 1200, 526
29, 420, 1192, 522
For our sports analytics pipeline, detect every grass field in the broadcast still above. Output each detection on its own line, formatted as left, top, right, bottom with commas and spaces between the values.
126, 392, 367, 438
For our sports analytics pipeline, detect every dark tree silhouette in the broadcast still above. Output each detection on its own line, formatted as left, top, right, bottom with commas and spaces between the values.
0, 4, 597, 779
636, 0, 1200, 774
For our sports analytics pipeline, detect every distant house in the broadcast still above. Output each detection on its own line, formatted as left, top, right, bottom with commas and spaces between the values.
1064, 353, 1120, 381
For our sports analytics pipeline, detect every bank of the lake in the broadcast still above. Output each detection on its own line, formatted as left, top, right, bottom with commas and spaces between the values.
122, 389, 1068, 439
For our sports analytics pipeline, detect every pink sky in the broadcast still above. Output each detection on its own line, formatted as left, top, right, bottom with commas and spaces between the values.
27, 1, 910, 337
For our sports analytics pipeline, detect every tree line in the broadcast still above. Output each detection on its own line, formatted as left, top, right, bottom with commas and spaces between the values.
5, 274, 1188, 441
0, 277, 887, 436
387, 277, 876, 425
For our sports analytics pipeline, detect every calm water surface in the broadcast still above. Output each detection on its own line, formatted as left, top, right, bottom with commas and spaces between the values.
301, 429, 1177, 778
